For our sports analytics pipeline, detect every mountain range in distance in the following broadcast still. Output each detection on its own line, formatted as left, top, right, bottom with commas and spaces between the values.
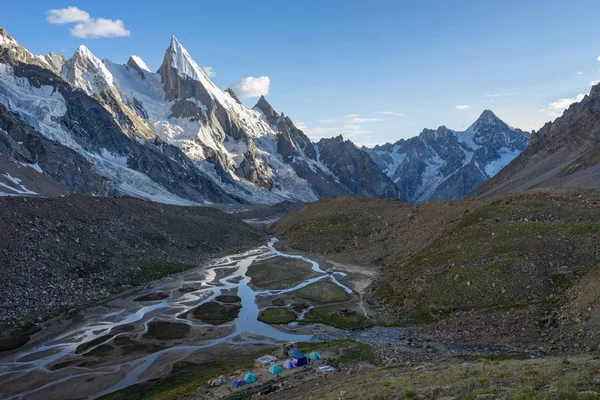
4, 25, 596, 206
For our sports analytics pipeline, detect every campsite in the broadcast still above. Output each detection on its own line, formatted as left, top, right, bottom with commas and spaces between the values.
202, 344, 329, 398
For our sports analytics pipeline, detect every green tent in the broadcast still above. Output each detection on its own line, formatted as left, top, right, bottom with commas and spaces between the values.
268, 364, 282, 374
309, 352, 321, 361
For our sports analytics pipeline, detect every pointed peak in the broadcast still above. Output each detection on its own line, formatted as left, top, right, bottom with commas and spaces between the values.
465, 110, 515, 137
479, 109, 499, 120
127, 55, 151, 72
0, 26, 19, 48
254, 94, 278, 120
75, 44, 90, 54
68, 44, 104, 71
468, 109, 507, 131
168, 35, 187, 56
476, 109, 503, 124
256, 95, 271, 107
163, 34, 212, 83
0, 26, 31, 57
589, 82, 600, 100
73, 44, 98, 61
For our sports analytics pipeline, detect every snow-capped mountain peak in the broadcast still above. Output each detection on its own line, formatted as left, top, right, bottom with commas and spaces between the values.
365, 111, 529, 201
476, 109, 500, 123
467, 109, 507, 133
0, 26, 18, 48
463, 109, 526, 150
167, 35, 212, 84
129, 55, 150, 72
61, 45, 114, 95
74, 45, 94, 60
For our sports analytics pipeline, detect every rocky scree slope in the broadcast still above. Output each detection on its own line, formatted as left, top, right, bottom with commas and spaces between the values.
366, 110, 529, 202
0, 194, 264, 347
273, 189, 600, 353
473, 83, 600, 198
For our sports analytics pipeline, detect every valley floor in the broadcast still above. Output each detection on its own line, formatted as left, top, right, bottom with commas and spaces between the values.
3, 188, 600, 400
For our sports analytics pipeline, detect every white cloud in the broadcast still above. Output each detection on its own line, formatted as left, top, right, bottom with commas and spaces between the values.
374, 111, 405, 116
597, 56, 600, 63
546, 93, 585, 116
203, 66, 216, 78
347, 116, 384, 124
47, 6, 90, 24
298, 119, 373, 141
338, 114, 384, 124
71, 19, 130, 38
228, 76, 270, 99
578, 71, 584, 75
46, 7, 130, 38
485, 93, 510, 98
297, 113, 388, 141
455, 105, 470, 110
590, 80, 600, 86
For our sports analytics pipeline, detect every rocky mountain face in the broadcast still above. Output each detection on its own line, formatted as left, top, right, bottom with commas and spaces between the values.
365, 110, 529, 201
253, 96, 399, 199
0, 26, 405, 204
473, 84, 600, 197
317, 136, 400, 198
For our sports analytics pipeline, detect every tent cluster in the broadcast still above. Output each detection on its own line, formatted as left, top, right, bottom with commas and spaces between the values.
232, 348, 323, 388
279, 351, 321, 371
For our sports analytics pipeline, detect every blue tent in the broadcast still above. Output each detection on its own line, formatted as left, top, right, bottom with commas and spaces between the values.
268, 364, 282, 374
309, 351, 321, 361
244, 372, 257, 383
292, 353, 308, 366
233, 379, 246, 388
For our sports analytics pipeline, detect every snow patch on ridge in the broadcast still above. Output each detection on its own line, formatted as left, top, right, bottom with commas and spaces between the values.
130, 55, 150, 72
0, 173, 38, 196
485, 148, 521, 178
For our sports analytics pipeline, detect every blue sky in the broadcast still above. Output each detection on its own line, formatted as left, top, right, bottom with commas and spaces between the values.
3, 0, 600, 145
